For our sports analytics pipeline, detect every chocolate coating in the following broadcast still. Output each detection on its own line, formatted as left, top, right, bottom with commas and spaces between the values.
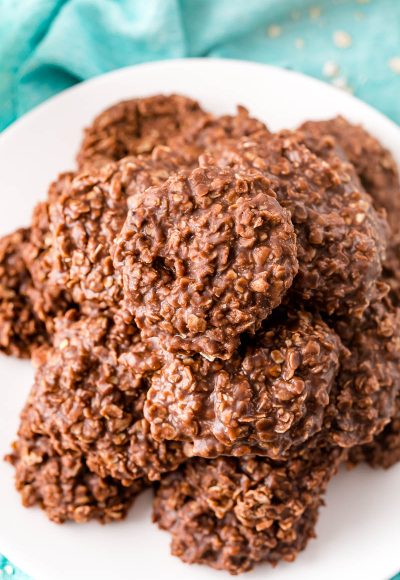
0, 228, 47, 358
77, 94, 207, 170
114, 162, 298, 360
23, 173, 76, 335
348, 395, 400, 469
47, 152, 185, 310
145, 310, 341, 458
212, 130, 387, 318
47, 167, 131, 308
7, 428, 145, 524
384, 234, 400, 306
22, 313, 185, 484
153, 442, 344, 574
167, 105, 269, 165
328, 286, 400, 448
300, 117, 400, 306
299, 116, 400, 229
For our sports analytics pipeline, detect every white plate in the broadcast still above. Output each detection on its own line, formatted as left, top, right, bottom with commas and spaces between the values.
0, 58, 399, 580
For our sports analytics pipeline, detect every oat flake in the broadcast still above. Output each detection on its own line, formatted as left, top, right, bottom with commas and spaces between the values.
309, 6, 322, 19
333, 30, 352, 48
323, 61, 340, 78
389, 57, 400, 75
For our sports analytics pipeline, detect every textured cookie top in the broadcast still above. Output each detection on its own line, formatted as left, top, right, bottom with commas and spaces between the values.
349, 394, 400, 470
212, 129, 387, 318
299, 117, 400, 307
77, 94, 207, 169
7, 430, 145, 524
166, 105, 269, 165
153, 441, 344, 574
114, 161, 298, 359
0, 228, 47, 357
145, 310, 342, 458
48, 151, 185, 309
22, 313, 185, 485
328, 284, 400, 448
299, 116, 400, 231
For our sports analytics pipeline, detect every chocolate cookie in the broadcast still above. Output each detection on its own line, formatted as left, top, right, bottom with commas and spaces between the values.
299, 116, 400, 227
348, 395, 400, 469
328, 285, 400, 448
77, 94, 207, 170
299, 117, 400, 306
114, 161, 298, 360
167, 105, 269, 165
153, 441, 344, 574
48, 151, 186, 310
21, 313, 185, 484
23, 173, 77, 335
0, 228, 47, 358
7, 428, 146, 524
212, 130, 387, 318
145, 310, 341, 458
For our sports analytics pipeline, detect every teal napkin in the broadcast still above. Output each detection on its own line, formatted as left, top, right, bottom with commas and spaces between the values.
0, 0, 400, 131
0, 555, 30, 579
0, 0, 399, 577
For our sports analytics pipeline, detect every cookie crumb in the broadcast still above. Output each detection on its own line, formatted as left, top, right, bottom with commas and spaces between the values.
332, 76, 354, 93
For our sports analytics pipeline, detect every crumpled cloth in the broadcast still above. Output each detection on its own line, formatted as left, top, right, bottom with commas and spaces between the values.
1, 0, 399, 578
0, 0, 399, 131
0, 555, 30, 579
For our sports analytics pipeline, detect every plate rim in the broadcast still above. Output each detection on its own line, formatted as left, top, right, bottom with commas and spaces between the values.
2, 57, 399, 143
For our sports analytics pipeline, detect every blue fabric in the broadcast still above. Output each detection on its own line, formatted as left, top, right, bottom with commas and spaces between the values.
1, 0, 399, 577
0, 0, 400, 131
0, 555, 31, 579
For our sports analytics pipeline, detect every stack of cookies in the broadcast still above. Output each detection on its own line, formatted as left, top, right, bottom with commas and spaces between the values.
1, 95, 399, 574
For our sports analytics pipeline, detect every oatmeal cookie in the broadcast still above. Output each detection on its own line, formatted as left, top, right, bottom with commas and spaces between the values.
212, 130, 387, 318
153, 441, 344, 574
114, 161, 298, 359
7, 428, 145, 524
145, 310, 341, 458
77, 94, 207, 169
0, 228, 47, 357
21, 313, 185, 484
